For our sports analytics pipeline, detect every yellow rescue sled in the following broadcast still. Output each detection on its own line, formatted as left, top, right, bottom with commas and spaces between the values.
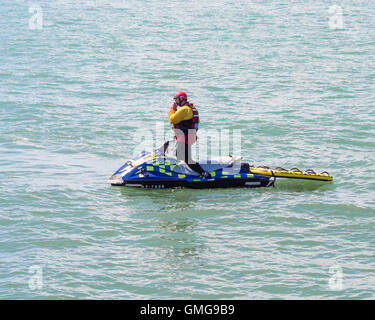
249, 166, 333, 182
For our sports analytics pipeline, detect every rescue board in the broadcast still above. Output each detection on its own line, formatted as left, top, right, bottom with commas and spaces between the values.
249, 166, 333, 182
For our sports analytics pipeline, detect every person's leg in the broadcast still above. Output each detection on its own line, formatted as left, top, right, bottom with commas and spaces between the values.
176, 141, 186, 161
184, 142, 206, 175
176, 140, 209, 177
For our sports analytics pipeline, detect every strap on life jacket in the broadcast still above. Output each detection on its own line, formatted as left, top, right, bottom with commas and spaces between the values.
172, 103, 199, 132
172, 103, 199, 144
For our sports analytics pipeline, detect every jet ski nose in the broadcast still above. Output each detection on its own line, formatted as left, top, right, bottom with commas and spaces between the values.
107, 174, 124, 185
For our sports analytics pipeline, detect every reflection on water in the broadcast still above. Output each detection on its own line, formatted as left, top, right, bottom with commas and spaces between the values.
117, 186, 203, 211
274, 179, 334, 192
158, 218, 203, 256
118, 185, 207, 273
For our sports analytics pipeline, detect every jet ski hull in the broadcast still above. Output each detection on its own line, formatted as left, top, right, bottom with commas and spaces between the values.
114, 176, 273, 189
108, 146, 274, 189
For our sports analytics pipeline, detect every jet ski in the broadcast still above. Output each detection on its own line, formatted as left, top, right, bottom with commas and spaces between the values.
107, 142, 275, 189
108, 142, 333, 189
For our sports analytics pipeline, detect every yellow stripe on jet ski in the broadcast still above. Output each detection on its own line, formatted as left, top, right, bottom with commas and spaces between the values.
250, 167, 333, 181
120, 153, 157, 177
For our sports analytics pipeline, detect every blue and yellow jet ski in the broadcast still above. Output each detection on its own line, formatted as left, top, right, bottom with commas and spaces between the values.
107, 142, 274, 189
108, 142, 333, 189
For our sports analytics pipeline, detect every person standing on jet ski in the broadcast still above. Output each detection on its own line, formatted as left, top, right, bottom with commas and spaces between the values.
169, 92, 211, 179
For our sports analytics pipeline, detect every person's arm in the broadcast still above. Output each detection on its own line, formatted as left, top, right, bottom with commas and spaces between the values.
169, 106, 193, 124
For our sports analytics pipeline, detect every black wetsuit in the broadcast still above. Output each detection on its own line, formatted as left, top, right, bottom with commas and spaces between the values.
175, 141, 205, 175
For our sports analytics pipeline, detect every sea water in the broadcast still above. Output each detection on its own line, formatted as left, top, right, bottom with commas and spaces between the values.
0, 0, 374, 299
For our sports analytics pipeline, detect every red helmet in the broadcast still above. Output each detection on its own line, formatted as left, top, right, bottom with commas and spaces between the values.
174, 91, 187, 100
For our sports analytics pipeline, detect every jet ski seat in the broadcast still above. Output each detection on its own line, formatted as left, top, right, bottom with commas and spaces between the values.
155, 155, 243, 176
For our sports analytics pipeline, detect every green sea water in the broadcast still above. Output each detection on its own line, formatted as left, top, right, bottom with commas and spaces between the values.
1, 0, 375, 299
